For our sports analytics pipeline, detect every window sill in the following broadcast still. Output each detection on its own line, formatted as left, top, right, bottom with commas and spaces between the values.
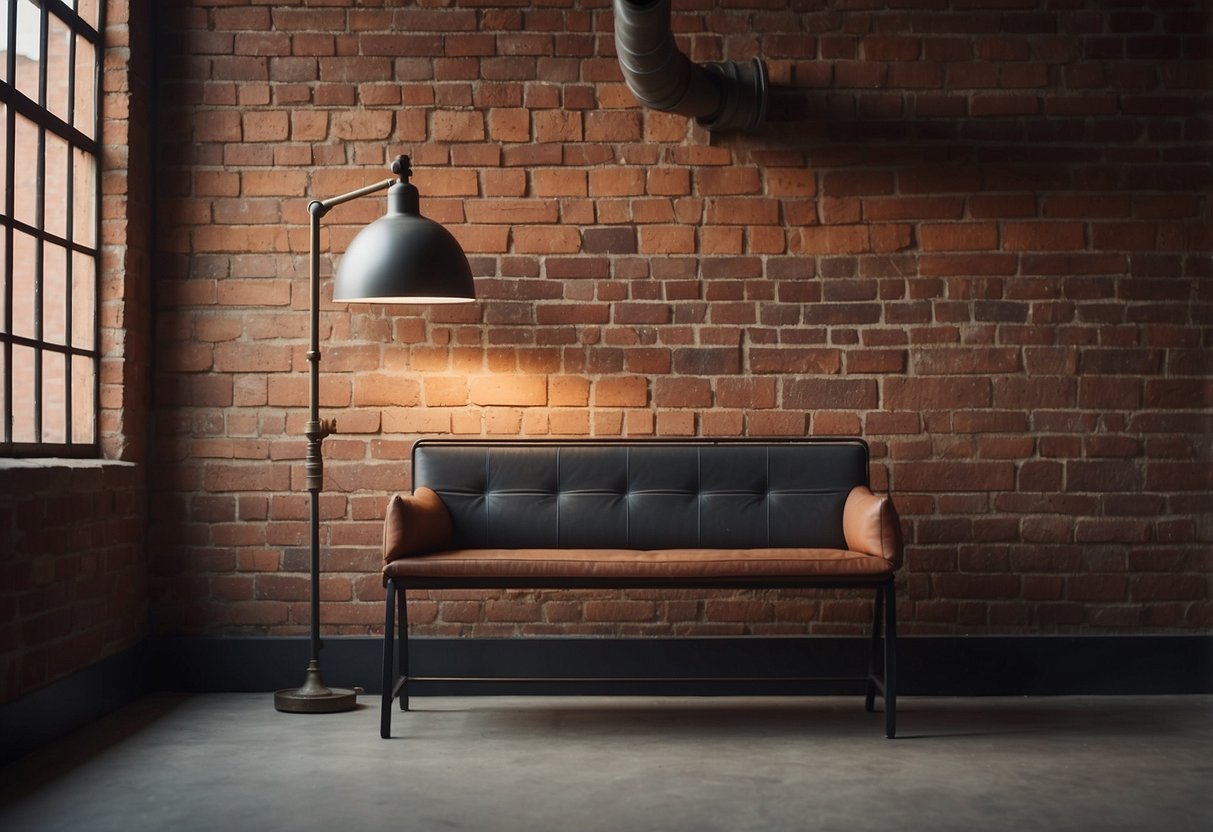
0, 458, 137, 471
0, 458, 141, 495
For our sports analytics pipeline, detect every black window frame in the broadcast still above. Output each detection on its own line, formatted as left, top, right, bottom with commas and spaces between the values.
0, 0, 104, 457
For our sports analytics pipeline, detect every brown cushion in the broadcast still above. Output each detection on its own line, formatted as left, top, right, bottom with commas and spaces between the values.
842, 486, 903, 568
383, 487, 454, 564
382, 547, 894, 582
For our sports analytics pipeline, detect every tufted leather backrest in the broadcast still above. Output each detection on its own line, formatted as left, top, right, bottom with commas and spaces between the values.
412, 439, 870, 551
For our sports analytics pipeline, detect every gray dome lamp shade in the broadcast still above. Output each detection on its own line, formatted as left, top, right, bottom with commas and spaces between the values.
333, 156, 476, 304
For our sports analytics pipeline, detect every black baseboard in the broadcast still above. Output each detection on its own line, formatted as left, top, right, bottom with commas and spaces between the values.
4, 635, 1207, 762
0, 643, 150, 765
151, 635, 1213, 697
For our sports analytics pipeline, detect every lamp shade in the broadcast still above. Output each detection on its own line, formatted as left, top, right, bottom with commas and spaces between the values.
333, 179, 475, 304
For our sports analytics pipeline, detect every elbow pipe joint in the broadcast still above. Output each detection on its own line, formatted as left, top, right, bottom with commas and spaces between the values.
613, 0, 767, 133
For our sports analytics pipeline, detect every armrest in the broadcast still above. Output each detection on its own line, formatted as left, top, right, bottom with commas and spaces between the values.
383, 487, 455, 564
843, 485, 903, 568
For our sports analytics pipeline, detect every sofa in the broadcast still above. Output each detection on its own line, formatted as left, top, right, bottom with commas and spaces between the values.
379, 438, 903, 738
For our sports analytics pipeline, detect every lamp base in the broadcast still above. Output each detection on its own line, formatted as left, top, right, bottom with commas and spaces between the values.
274, 660, 358, 714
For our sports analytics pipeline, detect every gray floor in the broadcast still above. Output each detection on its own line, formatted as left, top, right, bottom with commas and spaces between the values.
1, 694, 1211, 832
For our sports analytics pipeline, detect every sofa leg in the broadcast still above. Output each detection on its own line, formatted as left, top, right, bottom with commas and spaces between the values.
381, 580, 396, 739
865, 584, 884, 713
398, 583, 410, 712
884, 580, 898, 739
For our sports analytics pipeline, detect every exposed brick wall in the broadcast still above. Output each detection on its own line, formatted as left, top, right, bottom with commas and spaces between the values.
150, 0, 1211, 639
0, 461, 147, 703
0, 0, 153, 704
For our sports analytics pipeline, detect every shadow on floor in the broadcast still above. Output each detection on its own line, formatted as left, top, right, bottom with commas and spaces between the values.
0, 695, 188, 808
403, 694, 1212, 742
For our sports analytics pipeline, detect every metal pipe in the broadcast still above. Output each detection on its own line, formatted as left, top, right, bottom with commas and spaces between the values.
613, 0, 767, 132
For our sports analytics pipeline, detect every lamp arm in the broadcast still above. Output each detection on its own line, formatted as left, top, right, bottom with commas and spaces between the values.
310, 177, 397, 218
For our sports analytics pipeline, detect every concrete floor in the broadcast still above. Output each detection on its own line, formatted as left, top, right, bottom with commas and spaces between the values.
1, 695, 1210, 832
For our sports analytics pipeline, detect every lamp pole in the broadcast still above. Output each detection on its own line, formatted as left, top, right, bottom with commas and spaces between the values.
274, 176, 396, 714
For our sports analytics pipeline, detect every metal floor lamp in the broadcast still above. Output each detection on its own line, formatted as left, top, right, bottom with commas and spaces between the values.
274, 155, 476, 714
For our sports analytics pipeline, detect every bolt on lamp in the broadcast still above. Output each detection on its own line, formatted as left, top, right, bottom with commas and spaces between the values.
274, 154, 476, 714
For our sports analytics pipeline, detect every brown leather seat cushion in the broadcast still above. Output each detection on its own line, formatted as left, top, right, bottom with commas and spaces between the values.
382, 546, 894, 582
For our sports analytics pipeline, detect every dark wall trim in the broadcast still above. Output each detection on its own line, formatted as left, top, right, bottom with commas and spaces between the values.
0, 642, 149, 764
4, 635, 1207, 761
152, 635, 1213, 697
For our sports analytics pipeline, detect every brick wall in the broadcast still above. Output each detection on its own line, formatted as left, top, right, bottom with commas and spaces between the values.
0, 461, 146, 702
0, 0, 152, 704
150, 0, 1211, 639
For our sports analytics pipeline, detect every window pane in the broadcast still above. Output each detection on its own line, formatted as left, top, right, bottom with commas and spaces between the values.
11, 343, 35, 442
46, 12, 71, 124
0, 344, 6, 442
13, 113, 38, 230
71, 351, 94, 443
71, 249, 94, 349
0, 231, 6, 332
13, 0, 40, 97
76, 0, 100, 31
11, 229, 35, 339
72, 146, 95, 247
42, 349, 65, 442
0, 102, 7, 205
73, 34, 96, 138
45, 131, 69, 239
43, 241, 66, 345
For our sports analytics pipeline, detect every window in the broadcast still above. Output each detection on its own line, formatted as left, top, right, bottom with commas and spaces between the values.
0, 0, 102, 456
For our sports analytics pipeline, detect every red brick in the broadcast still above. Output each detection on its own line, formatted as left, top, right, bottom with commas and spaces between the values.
919, 254, 1018, 276
970, 94, 1039, 116
750, 348, 842, 375
822, 170, 894, 198
639, 226, 695, 255
532, 169, 587, 196
716, 378, 776, 409
594, 377, 648, 407
1132, 575, 1205, 602
784, 379, 878, 410
584, 111, 642, 141
848, 349, 907, 374
864, 196, 965, 222
919, 223, 999, 252
697, 168, 761, 196
705, 198, 780, 226
885, 378, 990, 410
584, 601, 656, 622
194, 111, 241, 142
933, 573, 1021, 599
589, 168, 645, 197
791, 226, 870, 255
864, 36, 921, 61
1067, 575, 1129, 602
765, 168, 816, 197
430, 111, 485, 142
513, 227, 581, 254
1003, 223, 1085, 252
915, 347, 1022, 375
654, 378, 713, 408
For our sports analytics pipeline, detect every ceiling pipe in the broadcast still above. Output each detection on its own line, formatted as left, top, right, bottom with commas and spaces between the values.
613, 0, 767, 133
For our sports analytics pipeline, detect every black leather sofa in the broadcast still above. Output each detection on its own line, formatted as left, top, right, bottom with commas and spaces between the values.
379, 438, 903, 738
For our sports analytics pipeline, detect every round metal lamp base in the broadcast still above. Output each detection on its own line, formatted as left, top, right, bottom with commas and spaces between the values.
274, 660, 358, 714
274, 687, 357, 714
